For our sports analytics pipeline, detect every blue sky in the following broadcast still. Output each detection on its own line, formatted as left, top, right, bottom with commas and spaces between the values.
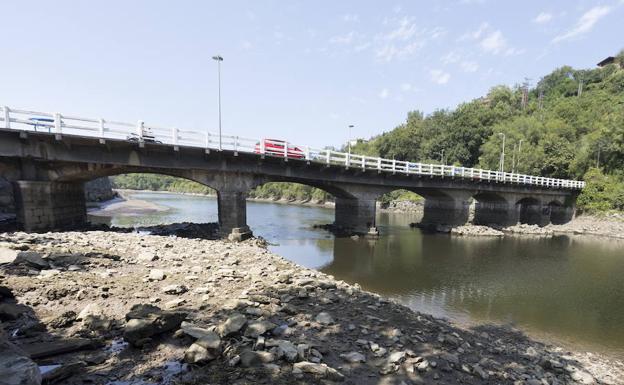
1, 0, 621, 148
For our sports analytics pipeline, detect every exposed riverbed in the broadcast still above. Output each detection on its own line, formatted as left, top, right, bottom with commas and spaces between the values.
88, 191, 624, 359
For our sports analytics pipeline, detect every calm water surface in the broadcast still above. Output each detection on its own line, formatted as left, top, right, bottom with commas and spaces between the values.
91, 191, 624, 357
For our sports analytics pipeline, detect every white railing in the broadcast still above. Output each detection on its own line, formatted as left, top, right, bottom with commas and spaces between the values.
0, 106, 586, 190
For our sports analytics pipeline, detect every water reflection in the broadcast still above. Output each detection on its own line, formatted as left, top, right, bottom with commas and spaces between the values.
91, 191, 624, 356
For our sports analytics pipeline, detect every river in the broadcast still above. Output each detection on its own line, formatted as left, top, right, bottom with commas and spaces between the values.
90, 191, 624, 357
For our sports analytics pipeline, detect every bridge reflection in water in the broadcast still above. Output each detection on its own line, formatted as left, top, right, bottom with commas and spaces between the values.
317, 213, 624, 355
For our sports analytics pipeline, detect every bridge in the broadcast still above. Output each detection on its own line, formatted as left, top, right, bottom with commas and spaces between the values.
0, 106, 584, 239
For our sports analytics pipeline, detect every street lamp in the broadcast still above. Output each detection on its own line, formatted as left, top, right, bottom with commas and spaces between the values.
499, 134, 505, 173
348, 124, 354, 155
516, 139, 523, 173
439, 149, 445, 164
212, 55, 224, 151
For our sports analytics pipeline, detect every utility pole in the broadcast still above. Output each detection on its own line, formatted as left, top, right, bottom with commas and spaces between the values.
212, 55, 224, 150
511, 143, 517, 173
578, 78, 584, 97
439, 149, 445, 164
521, 78, 530, 110
498, 132, 506, 173
517, 139, 523, 172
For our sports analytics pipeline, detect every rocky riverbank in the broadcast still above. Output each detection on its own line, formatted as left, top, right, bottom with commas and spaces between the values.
1, 229, 622, 385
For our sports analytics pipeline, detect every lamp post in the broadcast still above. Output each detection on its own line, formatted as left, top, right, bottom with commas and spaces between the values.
212, 55, 223, 151
439, 149, 445, 164
516, 139, 523, 172
498, 132, 506, 173
348, 124, 354, 155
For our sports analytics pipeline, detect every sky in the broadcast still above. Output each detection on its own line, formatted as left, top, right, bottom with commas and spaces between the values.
1, 0, 622, 149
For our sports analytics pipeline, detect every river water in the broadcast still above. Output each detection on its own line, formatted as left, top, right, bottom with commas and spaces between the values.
90, 191, 624, 357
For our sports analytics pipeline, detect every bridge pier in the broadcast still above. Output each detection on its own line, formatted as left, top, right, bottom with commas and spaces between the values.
334, 197, 378, 236
473, 199, 520, 227
217, 190, 253, 241
13, 181, 86, 231
420, 192, 471, 229
517, 198, 551, 226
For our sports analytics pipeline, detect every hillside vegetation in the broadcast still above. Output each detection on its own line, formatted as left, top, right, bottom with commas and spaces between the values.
113, 53, 624, 212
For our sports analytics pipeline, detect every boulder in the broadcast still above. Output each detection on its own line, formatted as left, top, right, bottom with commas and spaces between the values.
180, 321, 214, 339
0, 345, 41, 385
13, 252, 49, 269
148, 269, 166, 281
0, 303, 30, 321
123, 304, 185, 347
244, 320, 276, 338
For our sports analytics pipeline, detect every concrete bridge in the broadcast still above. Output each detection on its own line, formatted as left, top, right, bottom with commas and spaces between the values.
0, 106, 584, 239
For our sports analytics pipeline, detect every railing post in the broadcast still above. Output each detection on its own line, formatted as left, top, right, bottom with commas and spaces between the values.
98, 118, 105, 144
377, 158, 381, 171
234, 136, 239, 155
346, 152, 350, 168
305, 146, 310, 161
326, 150, 330, 165
362, 156, 365, 170
392, 159, 396, 173
260, 140, 265, 156
54, 112, 62, 139
2, 106, 10, 129
172, 127, 179, 151
136, 120, 144, 138
284, 141, 288, 160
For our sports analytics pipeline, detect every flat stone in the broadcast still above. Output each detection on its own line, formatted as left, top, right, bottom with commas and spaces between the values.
180, 322, 215, 339
315, 312, 334, 325
0, 344, 41, 385
162, 284, 188, 294
293, 361, 344, 381
239, 350, 276, 367
148, 269, 166, 281
244, 320, 276, 338
388, 351, 406, 364
340, 351, 366, 363
14, 251, 49, 269
0, 248, 19, 265
276, 340, 298, 362
218, 313, 246, 337
21, 338, 102, 359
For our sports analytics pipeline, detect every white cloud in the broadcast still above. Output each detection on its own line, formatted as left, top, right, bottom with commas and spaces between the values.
430, 69, 450, 85
533, 12, 553, 24
480, 30, 506, 53
343, 14, 359, 22
329, 31, 356, 44
441, 51, 461, 64
400, 83, 413, 91
459, 22, 489, 41
379, 88, 390, 99
553, 6, 611, 43
375, 17, 445, 62
460, 61, 479, 72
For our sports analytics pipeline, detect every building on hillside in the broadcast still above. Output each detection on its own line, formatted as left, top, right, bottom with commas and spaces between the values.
597, 56, 615, 67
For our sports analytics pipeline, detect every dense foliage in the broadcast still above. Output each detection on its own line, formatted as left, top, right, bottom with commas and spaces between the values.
111, 174, 215, 195
350, 54, 624, 212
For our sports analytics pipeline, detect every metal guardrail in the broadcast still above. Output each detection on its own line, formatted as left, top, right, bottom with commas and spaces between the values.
0, 106, 586, 189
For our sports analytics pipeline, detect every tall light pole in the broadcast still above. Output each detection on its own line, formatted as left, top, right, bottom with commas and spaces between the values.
347, 124, 354, 155
516, 139, 523, 173
439, 149, 445, 164
498, 132, 506, 173
212, 55, 223, 151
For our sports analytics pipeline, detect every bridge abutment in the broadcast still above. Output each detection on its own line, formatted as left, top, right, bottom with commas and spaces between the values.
13, 181, 86, 231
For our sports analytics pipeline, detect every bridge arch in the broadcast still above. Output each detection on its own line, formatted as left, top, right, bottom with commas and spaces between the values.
472, 192, 516, 226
